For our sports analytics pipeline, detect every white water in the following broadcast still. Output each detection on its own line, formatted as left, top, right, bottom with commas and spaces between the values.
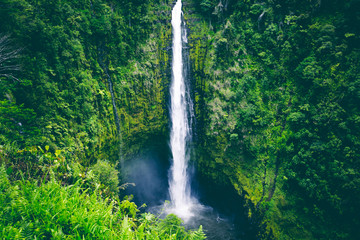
168, 0, 197, 221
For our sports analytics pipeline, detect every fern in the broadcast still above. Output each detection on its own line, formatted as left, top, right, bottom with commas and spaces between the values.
0, 166, 207, 239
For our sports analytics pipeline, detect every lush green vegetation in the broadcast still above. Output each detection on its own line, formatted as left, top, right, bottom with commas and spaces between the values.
0, 0, 204, 238
0, 164, 205, 239
1, 0, 359, 239
0, 0, 172, 161
185, 0, 360, 239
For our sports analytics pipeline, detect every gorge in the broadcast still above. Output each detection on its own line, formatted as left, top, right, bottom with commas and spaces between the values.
125, 2, 255, 238
1, 0, 360, 239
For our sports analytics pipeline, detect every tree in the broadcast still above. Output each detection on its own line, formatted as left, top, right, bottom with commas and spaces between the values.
0, 34, 21, 81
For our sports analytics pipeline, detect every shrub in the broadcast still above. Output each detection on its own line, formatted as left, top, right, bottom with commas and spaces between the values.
90, 160, 120, 196
0, 165, 206, 239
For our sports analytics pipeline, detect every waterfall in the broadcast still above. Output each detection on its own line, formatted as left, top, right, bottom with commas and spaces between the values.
168, 0, 196, 220
97, 44, 123, 169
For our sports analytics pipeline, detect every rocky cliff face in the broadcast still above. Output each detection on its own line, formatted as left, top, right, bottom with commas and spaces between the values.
183, 0, 360, 239
0, 0, 174, 163
1, 0, 359, 239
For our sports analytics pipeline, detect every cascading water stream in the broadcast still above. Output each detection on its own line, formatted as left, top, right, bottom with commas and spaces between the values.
168, 0, 196, 221
125, 2, 255, 237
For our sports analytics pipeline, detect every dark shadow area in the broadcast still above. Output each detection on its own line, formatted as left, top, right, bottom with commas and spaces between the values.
123, 142, 171, 207
192, 173, 259, 240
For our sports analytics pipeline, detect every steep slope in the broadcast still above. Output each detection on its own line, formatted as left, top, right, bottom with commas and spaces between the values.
184, 0, 360, 239
0, 0, 207, 238
1, 0, 360, 239
0, 0, 172, 163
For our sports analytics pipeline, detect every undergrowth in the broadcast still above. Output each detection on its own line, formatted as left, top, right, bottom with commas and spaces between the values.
0, 163, 205, 239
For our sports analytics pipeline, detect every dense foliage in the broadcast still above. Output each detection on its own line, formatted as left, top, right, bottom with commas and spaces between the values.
1, 0, 359, 239
0, 0, 200, 239
185, 0, 360, 239
0, 165, 205, 239
0, 0, 172, 162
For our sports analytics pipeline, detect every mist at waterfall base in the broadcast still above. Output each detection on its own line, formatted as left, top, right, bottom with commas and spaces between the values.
123, 146, 257, 240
